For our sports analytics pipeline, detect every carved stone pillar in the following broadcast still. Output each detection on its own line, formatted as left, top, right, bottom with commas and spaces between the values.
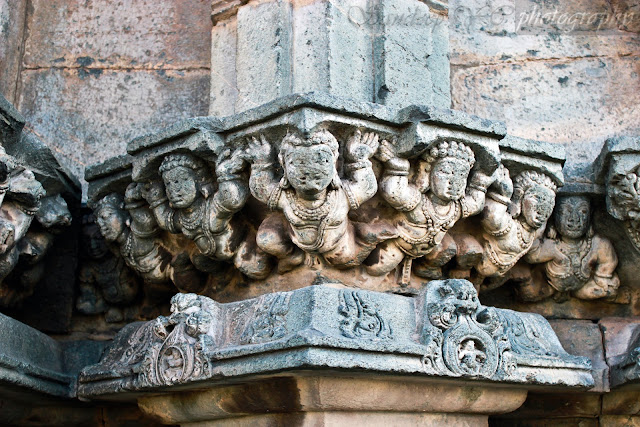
209, 0, 450, 116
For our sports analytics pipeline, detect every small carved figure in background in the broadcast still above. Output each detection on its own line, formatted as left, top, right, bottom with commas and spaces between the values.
245, 130, 379, 272
144, 152, 270, 279
476, 168, 557, 290
77, 215, 139, 323
519, 195, 620, 301
366, 140, 493, 285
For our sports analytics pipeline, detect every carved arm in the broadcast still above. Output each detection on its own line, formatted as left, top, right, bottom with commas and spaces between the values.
212, 149, 250, 219
461, 169, 496, 218
342, 131, 379, 209
481, 165, 514, 235
245, 136, 279, 207
376, 140, 422, 211
142, 181, 177, 233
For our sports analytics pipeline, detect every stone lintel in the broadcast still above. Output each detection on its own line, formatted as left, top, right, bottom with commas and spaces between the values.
137, 375, 528, 426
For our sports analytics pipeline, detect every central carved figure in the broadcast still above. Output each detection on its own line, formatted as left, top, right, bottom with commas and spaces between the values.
245, 130, 379, 271
366, 140, 493, 283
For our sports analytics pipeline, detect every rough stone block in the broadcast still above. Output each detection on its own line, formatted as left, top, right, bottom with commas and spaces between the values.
23, 0, 211, 69
17, 68, 210, 184
600, 317, 640, 364
373, 0, 450, 108
451, 56, 640, 147
209, 18, 238, 117
235, 0, 293, 112
0, 0, 27, 103
550, 319, 609, 392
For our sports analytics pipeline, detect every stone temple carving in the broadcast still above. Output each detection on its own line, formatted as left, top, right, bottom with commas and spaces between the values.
78, 280, 592, 396
608, 164, 640, 251
475, 168, 557, 290
367, 139, 495, 284
245, 130, 380, 272
77, 214, 140, 323
0, 146, 72, 307
83, 95, 622, 311
520, 195, 620, 301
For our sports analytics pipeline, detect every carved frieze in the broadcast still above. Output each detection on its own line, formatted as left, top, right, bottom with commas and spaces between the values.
0, 95, 76, 309
77, 282, 593, 397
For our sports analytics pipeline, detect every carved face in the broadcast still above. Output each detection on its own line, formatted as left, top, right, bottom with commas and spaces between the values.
162, 166, 198, 209
429, 158, 471, 202
284, 146, 335, 195
521, 185, 555, 229
95, 206, 126, 242
555, 196, 590, 239
82, 223, 109, 259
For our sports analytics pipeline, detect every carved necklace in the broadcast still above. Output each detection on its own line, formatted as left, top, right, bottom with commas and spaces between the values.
422, 194, 460, 230
177, 201, 204, 230
285, 189, 336, 222
557, 237, 592, 282
516, 222, 534, 248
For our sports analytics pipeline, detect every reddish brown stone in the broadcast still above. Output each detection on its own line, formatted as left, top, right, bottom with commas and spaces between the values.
599, 317, 640, 364
550, 319, 609, 392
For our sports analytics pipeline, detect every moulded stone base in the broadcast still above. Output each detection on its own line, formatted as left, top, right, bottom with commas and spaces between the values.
183, 412, 487, 427
137, 375, 528, 426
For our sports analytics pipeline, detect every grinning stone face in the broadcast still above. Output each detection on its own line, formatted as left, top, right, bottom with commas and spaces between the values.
555, 196, 590, 239
284, 146, 335, 196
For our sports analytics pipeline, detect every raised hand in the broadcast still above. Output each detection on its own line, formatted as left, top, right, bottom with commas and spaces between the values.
375, 139, 396, 163
346, 131, 379, 162
491, 165, 513, 198
142, 181, 166, 203
244, 136, 272, 164
216, 149, 245, 178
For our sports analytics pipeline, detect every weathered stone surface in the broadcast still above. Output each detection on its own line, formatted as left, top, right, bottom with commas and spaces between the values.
18, 68, 210, 184
77, 282, 593, 399
550, 319, 609, 391
600, 318, 640, 364
451, 56, 640, 147
23, 0, 211, 69
491, 392, 602, 419
602, 390, 640, 415
137, 376, 525, 425
0, 0, 27, 104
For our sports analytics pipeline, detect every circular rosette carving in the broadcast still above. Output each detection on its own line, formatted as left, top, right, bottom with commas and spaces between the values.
442, 320, 498, 378
156, 342, 195, 386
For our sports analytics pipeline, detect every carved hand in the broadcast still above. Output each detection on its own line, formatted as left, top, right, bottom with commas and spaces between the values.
244, 136, 272, 164
346, 131, 379, 162
125, 182, 144, 203
142, 181, 166, 203
490, 165, 513, 198
375, 139, 396, 163
216, 149, 245, 178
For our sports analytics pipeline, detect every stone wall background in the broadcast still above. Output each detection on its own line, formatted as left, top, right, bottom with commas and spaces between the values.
0, 0, 211, 188
1, 0, 638, 186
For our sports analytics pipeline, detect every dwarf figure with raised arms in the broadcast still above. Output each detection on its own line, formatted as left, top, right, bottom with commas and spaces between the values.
476, 167, 557, 286
519, 195, 620, 301
144, 151, 270, 279
366, 140, 493, 284
245, 130, 379, 271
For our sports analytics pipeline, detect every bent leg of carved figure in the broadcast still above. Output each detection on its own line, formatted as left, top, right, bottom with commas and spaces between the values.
413, 233, 457, 280
213, 222, 244, 261
511, 264, 555, 302
323, 222, 371, 268
449, 234, 484, 280
256, 212, 304, 273
363, 239, 405, 276
234, 229, 274, 280
171, 252, 206, 293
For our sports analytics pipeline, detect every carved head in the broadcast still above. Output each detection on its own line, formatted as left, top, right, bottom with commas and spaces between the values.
93, 193, 129, 242
554, 195, 591, 239
159, 154, 210, 209
278, 130, 340, 195
35, 195, 72, 231
82, 215, 109, 259
511, 171, 557, 229
419, 141, 475, 201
